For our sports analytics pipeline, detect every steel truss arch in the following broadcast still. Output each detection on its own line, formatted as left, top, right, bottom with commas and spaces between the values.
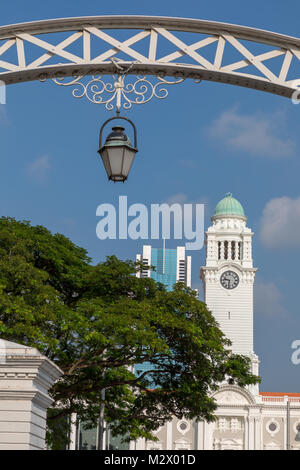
0, 15, 300, 99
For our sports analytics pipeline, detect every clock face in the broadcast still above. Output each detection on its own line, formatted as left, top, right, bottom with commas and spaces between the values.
220, 270, 239, 290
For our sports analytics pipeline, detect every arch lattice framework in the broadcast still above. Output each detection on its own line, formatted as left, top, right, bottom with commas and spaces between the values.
0, 15, 300, 100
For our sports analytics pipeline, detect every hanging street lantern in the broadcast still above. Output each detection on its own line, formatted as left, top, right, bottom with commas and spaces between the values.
98, 116, 138, 182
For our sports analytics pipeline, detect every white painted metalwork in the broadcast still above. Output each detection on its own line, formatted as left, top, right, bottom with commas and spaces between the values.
50, 69, 186, 112
0, 15, 300, 99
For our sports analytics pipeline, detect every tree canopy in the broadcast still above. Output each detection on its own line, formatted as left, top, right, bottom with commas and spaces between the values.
0, 217, 260, 445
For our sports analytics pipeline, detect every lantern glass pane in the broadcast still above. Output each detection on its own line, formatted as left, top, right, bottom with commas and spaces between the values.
108, 147, 125, 176
100, 149, 112, 178
122, 148, 137, 177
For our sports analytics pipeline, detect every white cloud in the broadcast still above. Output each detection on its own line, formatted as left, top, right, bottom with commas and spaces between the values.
164, 193, 188, 205
254, 281, 287, 317
164, 193, 209, 207
260, 196, 300, 247
26, 155, 50, 182
207, 107, 296, 158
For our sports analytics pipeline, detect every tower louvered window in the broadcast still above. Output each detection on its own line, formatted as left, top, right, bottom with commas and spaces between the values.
238, 242, 243, 260
231, 241, 235, 260
224, 241, 228, 260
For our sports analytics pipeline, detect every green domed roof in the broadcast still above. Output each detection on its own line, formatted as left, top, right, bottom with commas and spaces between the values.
214, 193, 245, 217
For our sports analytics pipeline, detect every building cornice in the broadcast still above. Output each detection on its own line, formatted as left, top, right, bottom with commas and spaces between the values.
201, 264, 257, 273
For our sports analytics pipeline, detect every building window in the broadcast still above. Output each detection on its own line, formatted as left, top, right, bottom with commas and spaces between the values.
177, 419, 190, 435
107, 428, 130, 450
231, 241, 235, 260
266, 419, 280, 437
77, 423, 97, 450
178, 260, 186, 282
142, 258, 149, 277
293, 421, 300, 441
238, 242, 243, 260
218, 242, 221, 260
224, 241, 228, 260
76, 421, 130, 450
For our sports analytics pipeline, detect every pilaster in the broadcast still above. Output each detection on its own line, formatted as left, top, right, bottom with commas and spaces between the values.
0, 339, 62, 450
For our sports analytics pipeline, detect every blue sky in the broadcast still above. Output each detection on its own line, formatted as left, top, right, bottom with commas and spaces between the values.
0, 0, 300, 392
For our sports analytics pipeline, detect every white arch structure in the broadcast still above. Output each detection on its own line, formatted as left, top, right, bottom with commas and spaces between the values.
0, 15, 300, 99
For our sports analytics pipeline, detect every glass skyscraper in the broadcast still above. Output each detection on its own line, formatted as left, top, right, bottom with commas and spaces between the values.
135, 244, 192, 381
136, 244, 191, 291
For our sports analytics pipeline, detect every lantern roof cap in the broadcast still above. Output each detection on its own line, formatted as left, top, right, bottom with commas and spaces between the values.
103, 126, 134, 149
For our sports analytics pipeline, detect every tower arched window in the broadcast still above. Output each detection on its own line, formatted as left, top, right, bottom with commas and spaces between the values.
224, 241, 228, 260
218, 242, 221, 260
238, 242, 243, 260
231, 241, 235, 260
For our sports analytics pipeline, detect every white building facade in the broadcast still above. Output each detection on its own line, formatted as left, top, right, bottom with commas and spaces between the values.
133, 193, 300, 451
0, 339, 62, 450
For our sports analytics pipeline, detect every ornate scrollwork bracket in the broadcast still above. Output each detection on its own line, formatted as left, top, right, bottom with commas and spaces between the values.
41, 59, 201, 114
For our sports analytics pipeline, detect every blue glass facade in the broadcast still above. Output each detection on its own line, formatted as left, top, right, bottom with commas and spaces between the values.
149, 248, 178, 292
135, 247, 181, 383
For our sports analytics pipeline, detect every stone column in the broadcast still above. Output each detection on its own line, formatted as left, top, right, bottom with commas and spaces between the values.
228, 241, 232, 260
248, 416, 255, 450
234, 242, 239, 260
203, 421, 214, 449
244, 416, 248, 450
220, 242, 224, 260
196, 421, 204, 450
254, 416, 262, 450
0, 339, 62, 450
166, 421, 172, 450
129, 440, 135, 450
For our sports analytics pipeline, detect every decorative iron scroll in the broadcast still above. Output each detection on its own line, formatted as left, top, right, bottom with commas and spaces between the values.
50, 71, 189, 113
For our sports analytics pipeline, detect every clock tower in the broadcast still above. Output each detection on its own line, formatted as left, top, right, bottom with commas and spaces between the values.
200, 193, 259, 393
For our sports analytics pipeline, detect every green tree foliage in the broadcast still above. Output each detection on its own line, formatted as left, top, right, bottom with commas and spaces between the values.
0, 217, 260, 445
